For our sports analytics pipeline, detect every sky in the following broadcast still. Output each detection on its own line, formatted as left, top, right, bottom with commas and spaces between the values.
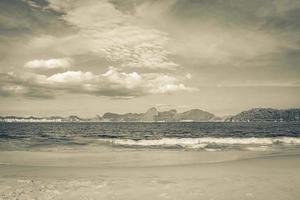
0, 0, 299, 117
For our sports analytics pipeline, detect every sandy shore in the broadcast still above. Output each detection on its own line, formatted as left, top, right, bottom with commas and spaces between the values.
0, 147, 299, 200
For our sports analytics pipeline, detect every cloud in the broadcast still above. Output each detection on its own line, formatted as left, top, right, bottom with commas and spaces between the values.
47, 71, 94, 83
0, 73, 54, 99
28, 0, 298, 71
34, 0, 178, 70
132, 0, 300, 68
21, 0, 41, 9
185, 73, 192, 79
216, 81, 300, 88
0, 67, 194, 99
142, 73, 195, 94
102, 67, 142, 89
24, 58, 72, 69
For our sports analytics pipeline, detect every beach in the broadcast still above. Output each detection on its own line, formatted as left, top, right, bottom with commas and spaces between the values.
1, 0, 300, 198
1, 146, 300, 200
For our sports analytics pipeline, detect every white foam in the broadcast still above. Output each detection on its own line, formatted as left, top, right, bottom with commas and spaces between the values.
245, 146, 270, 151
99, 137, 300, 149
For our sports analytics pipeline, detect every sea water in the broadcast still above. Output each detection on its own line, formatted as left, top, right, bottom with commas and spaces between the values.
1, 122, 300, 151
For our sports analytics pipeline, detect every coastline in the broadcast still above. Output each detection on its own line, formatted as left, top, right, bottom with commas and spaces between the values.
1, 148, 300, 200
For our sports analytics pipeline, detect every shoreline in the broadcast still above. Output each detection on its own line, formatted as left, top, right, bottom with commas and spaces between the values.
1, 148, 300, 199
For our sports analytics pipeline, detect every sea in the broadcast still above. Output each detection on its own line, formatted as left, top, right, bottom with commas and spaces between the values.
1, 122, 300, 151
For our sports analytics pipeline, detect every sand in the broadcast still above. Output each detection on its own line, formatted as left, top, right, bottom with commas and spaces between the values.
0, 147, 300, 200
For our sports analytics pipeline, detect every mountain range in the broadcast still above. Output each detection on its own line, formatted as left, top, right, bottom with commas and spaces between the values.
1, 108, 299, 122
102, 108, 219, 122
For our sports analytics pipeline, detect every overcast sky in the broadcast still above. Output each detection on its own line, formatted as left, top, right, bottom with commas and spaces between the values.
0, 0, 299, 117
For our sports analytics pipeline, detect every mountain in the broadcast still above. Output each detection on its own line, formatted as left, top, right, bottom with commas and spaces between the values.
102, 112, 143, 122
226, 108, 300, 122
141, 107, 158, 121
155, 109, 178, 122
102, 108, 216, 122
102, 112, 123, 121
178, 109, 216, 121
102, 108, 158, 122
90, 115, 103, 122
2, 107, 299, 123
66, 115, 83, 122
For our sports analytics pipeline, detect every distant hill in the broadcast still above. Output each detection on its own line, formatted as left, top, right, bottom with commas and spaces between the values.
1, 107, 299, 122
179, 109, 216, 121
226, 108, 300, 122
141, 107, 158, 121
155, 109, 178, 122
102, 108, 156, 122
102, 108, 216, 122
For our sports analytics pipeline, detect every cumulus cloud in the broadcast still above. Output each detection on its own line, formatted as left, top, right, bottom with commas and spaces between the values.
102, 67, 142, 89
24, 58, 72, 69
0, 67, 194, 99
142, 73, 194, 94
47, 71, 94, 83
0, 73, 54, 99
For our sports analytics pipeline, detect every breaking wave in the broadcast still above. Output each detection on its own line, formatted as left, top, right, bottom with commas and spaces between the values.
98, 137, 300, 151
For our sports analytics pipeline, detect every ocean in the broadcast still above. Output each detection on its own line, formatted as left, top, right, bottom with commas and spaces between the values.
1, 122, 300, 151
1, 122, 300, 199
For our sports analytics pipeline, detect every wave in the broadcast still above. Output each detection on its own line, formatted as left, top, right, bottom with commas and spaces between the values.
98, 137, 300, 151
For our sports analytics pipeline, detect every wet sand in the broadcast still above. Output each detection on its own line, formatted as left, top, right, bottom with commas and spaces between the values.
0, 148, 300, 200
